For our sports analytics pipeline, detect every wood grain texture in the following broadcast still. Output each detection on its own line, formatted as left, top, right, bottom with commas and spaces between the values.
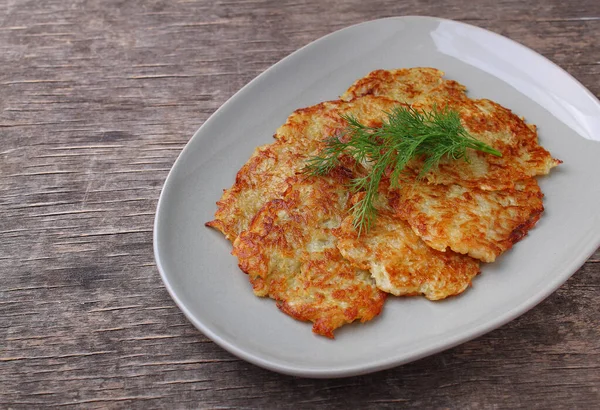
1, 0, 598, 408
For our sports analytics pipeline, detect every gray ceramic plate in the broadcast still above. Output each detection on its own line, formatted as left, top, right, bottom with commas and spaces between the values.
154, 16, 600, 378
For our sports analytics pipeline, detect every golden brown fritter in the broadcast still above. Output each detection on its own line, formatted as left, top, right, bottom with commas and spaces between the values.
334, 191, 480, 300
393, 177, 544, 263
407, 98, 561, 189
342, 68, 561, 190
206, 96, 401, 242
205, 139, 309, 242
232, 171, 386, 338
341, 67, 467, 105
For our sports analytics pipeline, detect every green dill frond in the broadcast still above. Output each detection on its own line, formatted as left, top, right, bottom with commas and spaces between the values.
304, 105, 502, 234
302, 136, 346, 176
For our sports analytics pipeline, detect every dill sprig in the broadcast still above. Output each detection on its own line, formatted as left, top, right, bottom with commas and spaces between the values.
304, 105, 502, 234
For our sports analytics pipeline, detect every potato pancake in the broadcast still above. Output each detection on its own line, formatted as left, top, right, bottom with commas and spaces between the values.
206, 96, 401, 242
205, 139, 309, 242
334, 191, 480, 300
232, 171, 386, 338
393, 177, 544, 263
341, 67, 467, 105
342, 68, 561, 190
407, 98, 561, 189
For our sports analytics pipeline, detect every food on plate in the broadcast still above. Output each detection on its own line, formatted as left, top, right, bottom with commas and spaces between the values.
232, 171, 386, 338
205, 139, 308, 242
207, 67, 561, 338
334, 189, 481, 300
206, 96, 400, 242
304, 103, 502, 234
406, 98, 560, 190
343, 69, 561, 190
341, 67, 467, 106
393, 177, 544, 263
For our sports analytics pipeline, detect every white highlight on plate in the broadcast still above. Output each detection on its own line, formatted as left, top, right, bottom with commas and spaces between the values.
431, 21, 600, 141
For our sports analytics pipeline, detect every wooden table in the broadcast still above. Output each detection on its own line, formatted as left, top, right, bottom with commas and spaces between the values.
2, 0, 598, 407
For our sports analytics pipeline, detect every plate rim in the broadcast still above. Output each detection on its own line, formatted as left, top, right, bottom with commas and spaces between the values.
153, 15, 600, 378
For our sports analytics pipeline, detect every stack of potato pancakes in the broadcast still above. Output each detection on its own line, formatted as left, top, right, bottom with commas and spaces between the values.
207, 68, 561, 338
